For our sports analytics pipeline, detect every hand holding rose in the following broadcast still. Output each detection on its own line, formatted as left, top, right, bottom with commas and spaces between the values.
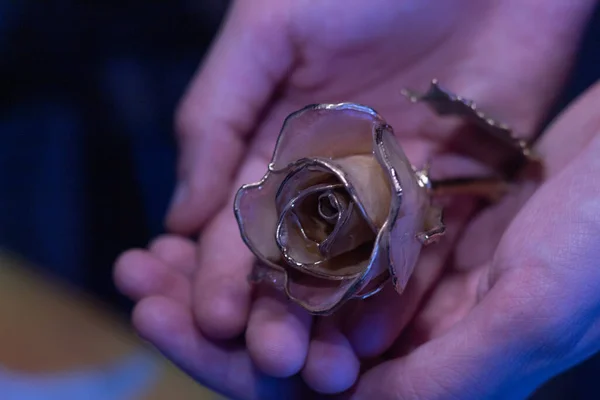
114, 1, 599, 398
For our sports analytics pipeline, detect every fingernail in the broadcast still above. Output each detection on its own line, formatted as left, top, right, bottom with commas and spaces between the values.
169, 182, 189, 210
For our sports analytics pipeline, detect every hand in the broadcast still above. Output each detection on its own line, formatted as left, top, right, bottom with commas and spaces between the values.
348, 78, 600, 399
116, 81, 600, 399
115, 0, 596, 398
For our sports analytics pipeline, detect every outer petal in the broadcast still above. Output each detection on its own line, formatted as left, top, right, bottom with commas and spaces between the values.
373, 124, 430, 293
249, 263, 286, 291
270, 103, 386, 171
285, 221, 391, 315
249, 253, 370, 316
234, 168, 290, 270
285, 263, 367, 315
353, 225, 391, 299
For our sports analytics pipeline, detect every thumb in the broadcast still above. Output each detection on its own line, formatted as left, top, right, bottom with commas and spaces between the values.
353, 81, 600, 400
167, 0, 293, 234
349, 280, 572, 400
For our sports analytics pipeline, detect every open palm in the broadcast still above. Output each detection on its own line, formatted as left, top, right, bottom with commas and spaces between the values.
115, 1, 596, 398
350, 81, 600, 399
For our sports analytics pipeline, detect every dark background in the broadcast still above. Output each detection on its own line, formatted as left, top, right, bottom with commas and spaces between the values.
0, 0, 229, 311
1, 1, 599, 398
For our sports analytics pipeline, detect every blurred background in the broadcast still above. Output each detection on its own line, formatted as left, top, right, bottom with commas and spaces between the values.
0, 1, 230, 398
0, 1, 599, 399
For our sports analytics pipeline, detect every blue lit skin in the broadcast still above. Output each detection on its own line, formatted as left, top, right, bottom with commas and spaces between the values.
115, 1, 598, 398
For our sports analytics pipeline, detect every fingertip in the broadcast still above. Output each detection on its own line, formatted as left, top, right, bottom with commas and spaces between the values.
113, 249, 154, 300
164, 166, 223, 235
134, 297, 309, 400
345, 286, 416, 359
193, 281, 251, 340
113, 249, 191, 304
345, 292, 396, 358
164, 175, 193, 233
148, 234, 196, 275
132, 296, 187, 343
132, 295, 208, 378
246, 290, 312, 377
302, 319, 359, 394
167, 100, 245, 236
165, 192, 205, 235
166, 173, 236, 235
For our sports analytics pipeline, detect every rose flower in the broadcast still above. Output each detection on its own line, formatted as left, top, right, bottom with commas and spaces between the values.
234, 103, 443, 315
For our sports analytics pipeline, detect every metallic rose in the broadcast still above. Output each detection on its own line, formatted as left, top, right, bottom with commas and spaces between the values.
234, 103, 443, 315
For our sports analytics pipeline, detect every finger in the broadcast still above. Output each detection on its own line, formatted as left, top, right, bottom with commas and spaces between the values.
345, 198, 475, 358
166, 0, 293, 234
343, 82, 600, 360
389, 268, 483, 357
536, 80, 600, 175
302, 317, 359, 394
114, 250, 191, 305
348, 277, 571, 400
148, 234, 197, 277
246, 287, 312, 377
445, 84, 600, 279
192, 155, 268, 340
133, 296, 309, 400
492, 111, 600, 361
355, 83, 600, 400
345, 72, 557, 359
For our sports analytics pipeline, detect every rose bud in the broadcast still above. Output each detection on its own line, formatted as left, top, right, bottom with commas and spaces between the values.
234, 103, 444, 315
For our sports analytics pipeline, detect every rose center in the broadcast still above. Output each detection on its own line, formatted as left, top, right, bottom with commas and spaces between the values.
294, 186, 350, 243
317, 192, 341, 222
273, 163, 377, 278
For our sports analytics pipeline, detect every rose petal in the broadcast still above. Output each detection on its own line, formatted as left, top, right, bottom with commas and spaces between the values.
278, 185, 375, 265
278, 210, 373, 279
274, 163, 377, 278
329, 154, 391, 229
270, 104, 386, 171
276, 181, 345, 266
373, 125, 430, 292
275, 164, 343, 252
249, 258, 368, 315
249, 263, 286, 292
234, 170, 290, 268
283, 216, 393, 312
353, 273, 390, 299
318, 202, 375, 260
285, 266, 367, 315
277, 209, 324, 266
353, 222, 391, 298
275, 165, 336, 213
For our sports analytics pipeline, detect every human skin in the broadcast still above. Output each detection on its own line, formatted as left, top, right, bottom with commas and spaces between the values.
114, 0, 599, 398
118, 80, 600, 399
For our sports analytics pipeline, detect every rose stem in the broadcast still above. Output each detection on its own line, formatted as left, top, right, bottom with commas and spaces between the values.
429, 177, 510, 201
